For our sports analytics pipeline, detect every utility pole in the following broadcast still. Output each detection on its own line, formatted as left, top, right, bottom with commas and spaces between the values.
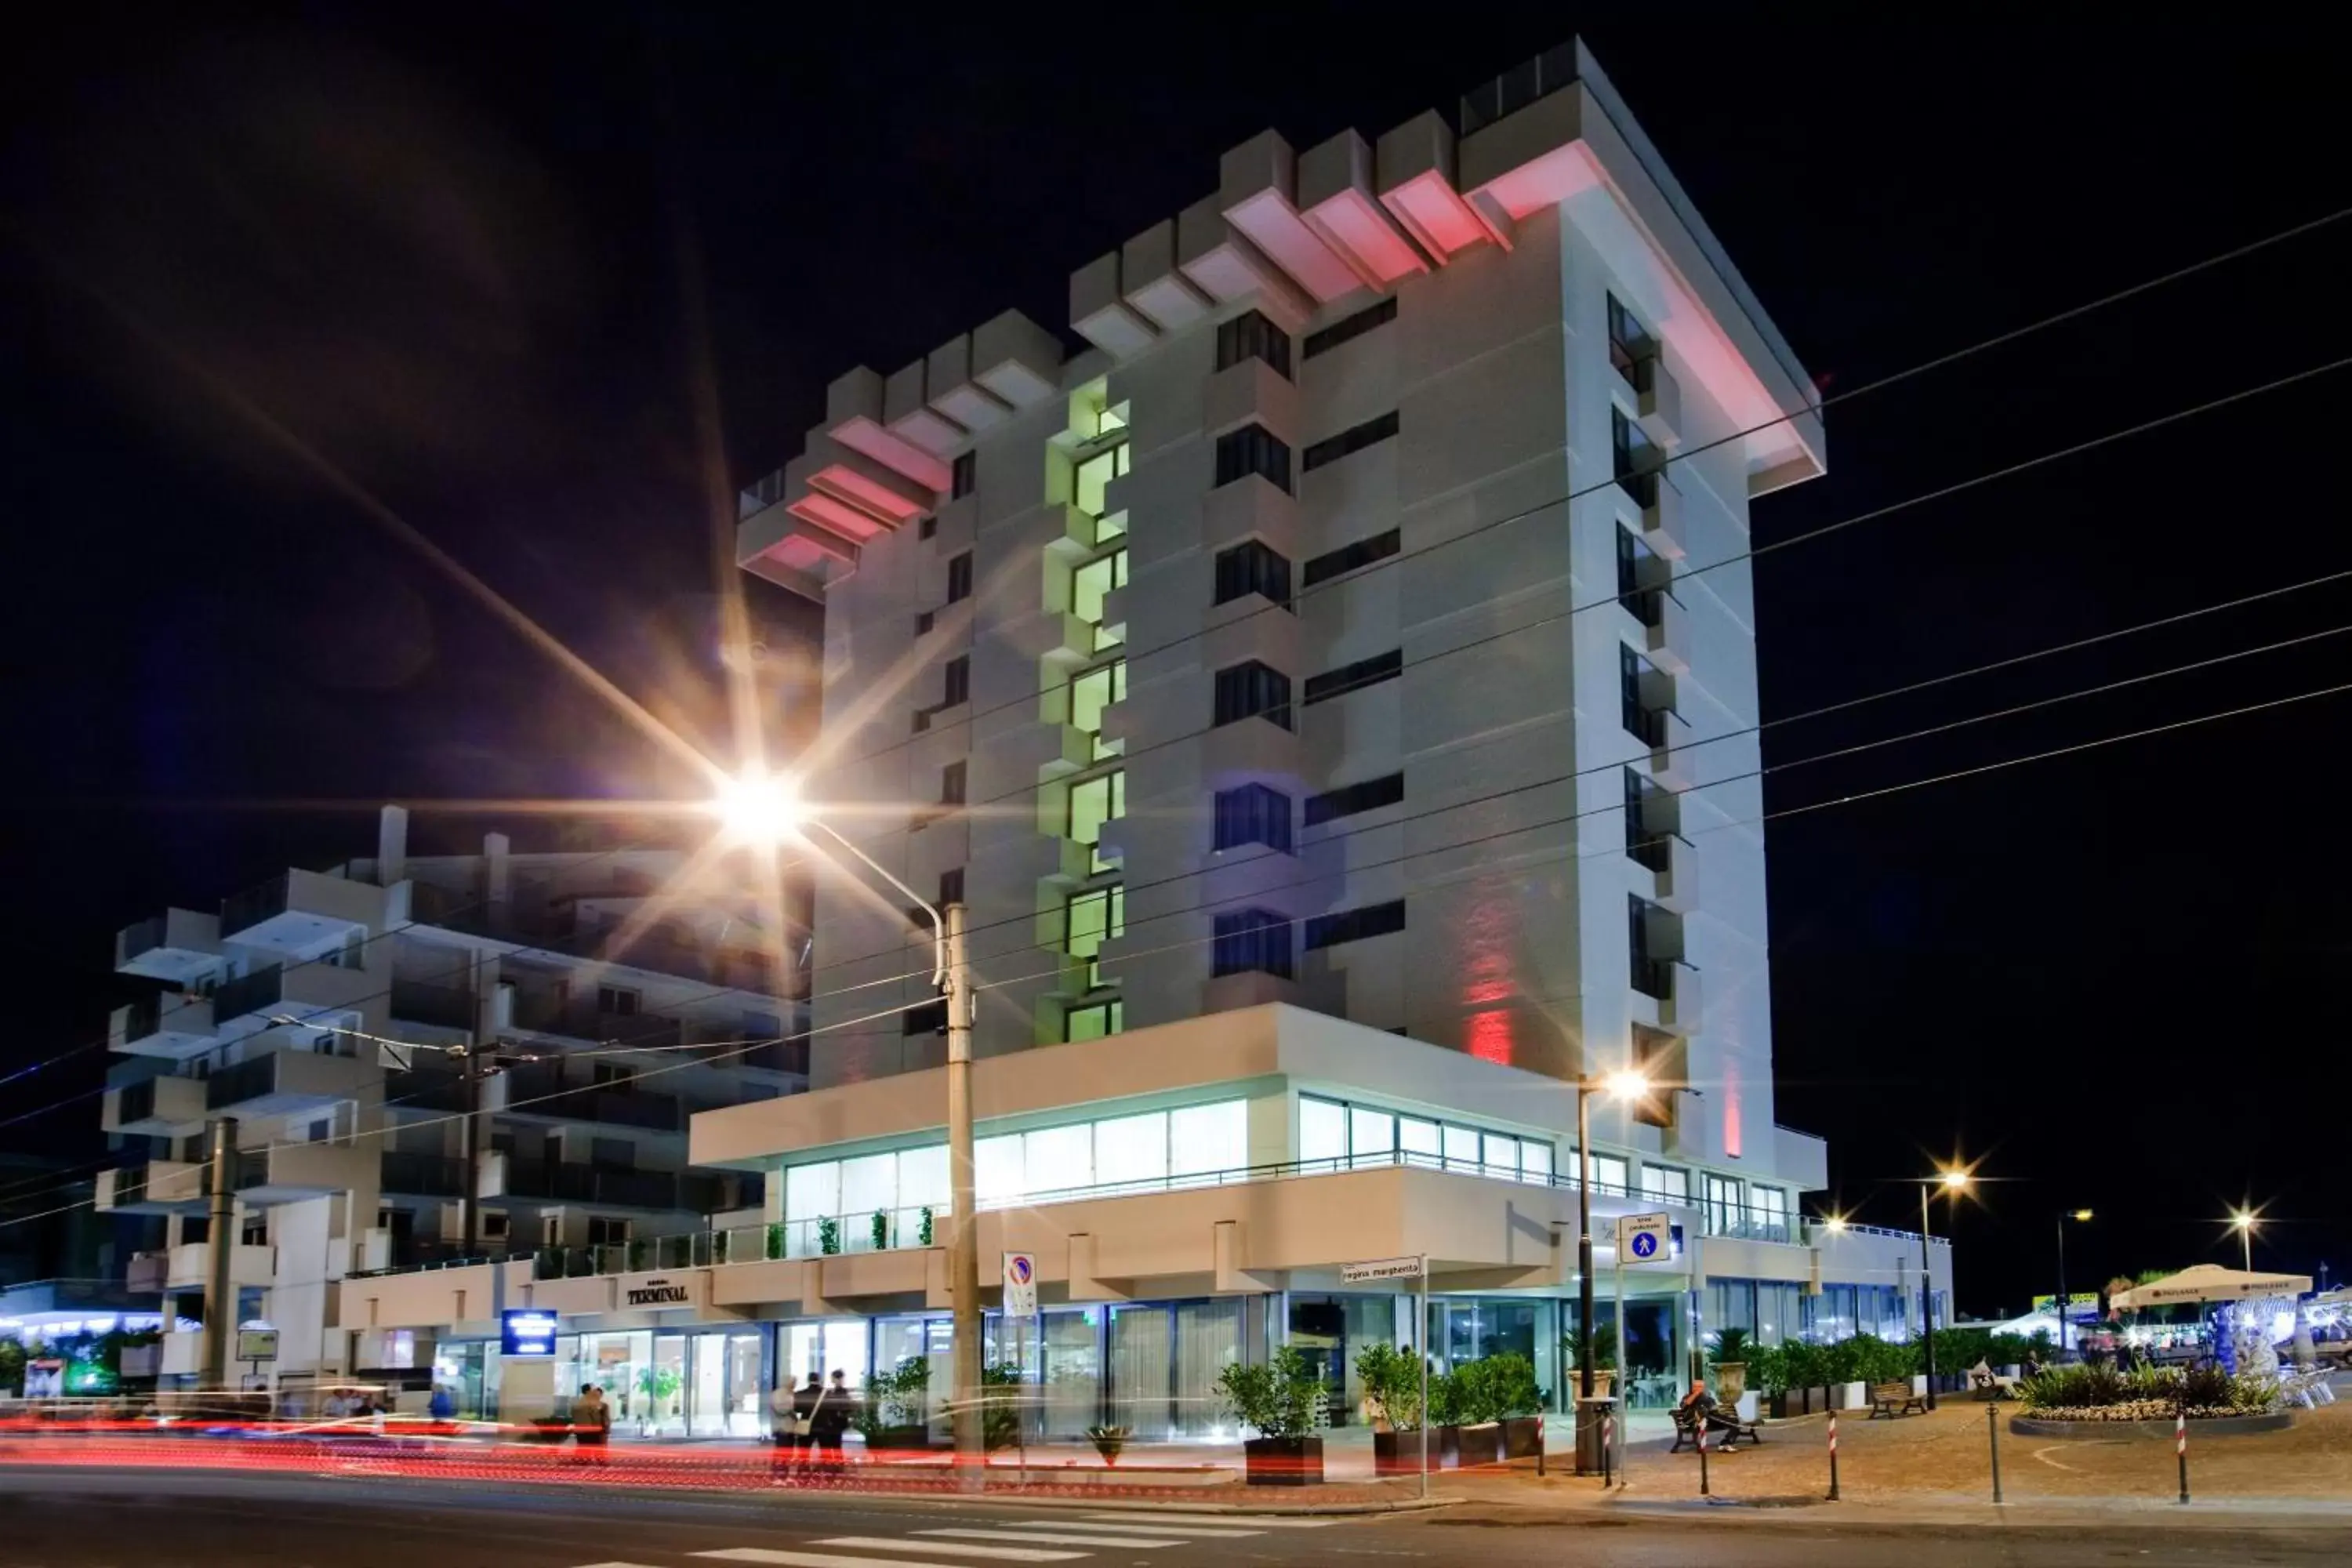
1918, 1185, 1940, 1410
944, 902, 982, 1486
200, 1116, 239, 1390
459, 952, 491, 1260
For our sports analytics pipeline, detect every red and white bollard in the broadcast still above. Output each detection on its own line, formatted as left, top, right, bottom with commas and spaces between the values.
2176, 1410, 2189, 1504
1696, 1417, 1711, 1496
1827, 1412, 1841, 1501
1602, 1411, 1615, 1487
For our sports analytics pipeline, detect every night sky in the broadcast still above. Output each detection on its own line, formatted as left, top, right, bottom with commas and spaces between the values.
4, 6, 2347, 1314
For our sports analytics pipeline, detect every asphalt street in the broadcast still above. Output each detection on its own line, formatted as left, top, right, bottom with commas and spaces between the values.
2, 1467, 2348, 1567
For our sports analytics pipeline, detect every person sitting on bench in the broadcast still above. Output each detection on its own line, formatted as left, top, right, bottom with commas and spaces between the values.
1675, 1380, 1762, 1447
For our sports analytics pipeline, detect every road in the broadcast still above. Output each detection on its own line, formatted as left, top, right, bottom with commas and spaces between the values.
2, 1467, 2348, 1567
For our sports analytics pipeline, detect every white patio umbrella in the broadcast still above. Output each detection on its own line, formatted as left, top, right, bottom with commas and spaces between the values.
2110, 1263, 2314, 1310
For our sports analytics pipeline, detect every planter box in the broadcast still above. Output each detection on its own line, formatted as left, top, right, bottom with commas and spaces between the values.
1831, 1381, 1868, 1410
1454, 1421, 1504, 1467
1712, 1362, 1748, 1402
1243, 1436, 1323, 1486
863, 1425, 931, 1453
1373, 1429, 1439, 1475
1500, 1414, 1545, 1460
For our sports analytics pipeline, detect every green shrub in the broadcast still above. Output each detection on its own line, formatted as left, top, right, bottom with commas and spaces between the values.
1564, 1322, 1617, 1375
1214, 1347, 1327, 1441
1780, 1338, 1827, 1392
1354, 1341, 1423, 1431
1425, 1364, 1465, 1427
1454, 1353, 1541, 1422
1708, 1327, 1754, 1367
870, 1210, 889, 1250
1086, 1424, 1130, 1464
1747, 1342, 1789, 1396
978, 1360, 1026, 1449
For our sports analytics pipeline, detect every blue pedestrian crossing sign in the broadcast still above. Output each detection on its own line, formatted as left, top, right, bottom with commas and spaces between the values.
1617, 1212, 1674, 1265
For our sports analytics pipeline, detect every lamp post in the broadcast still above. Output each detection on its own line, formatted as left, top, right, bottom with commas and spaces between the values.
711, 772, 982, 1479
1574, 1069, 1650, 1472
1911, 1168, 1969, 1410
2229, 1210, 2258, 1273
2056, 1209, 2093, 1358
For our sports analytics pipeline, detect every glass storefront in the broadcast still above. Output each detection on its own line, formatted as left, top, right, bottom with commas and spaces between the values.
556, 1327, 766, 1436
1287, 1294, 1397, 1425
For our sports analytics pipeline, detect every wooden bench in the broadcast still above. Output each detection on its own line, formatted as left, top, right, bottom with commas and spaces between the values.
1868, 1381, 1926, 1418
1670, 1404, 1762, 1451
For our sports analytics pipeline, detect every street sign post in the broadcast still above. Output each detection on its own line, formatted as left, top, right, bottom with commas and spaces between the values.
1000, 1254, 1038, 1479
1341, 1255, 1429, 1498
1610, 1213, 1674, 1485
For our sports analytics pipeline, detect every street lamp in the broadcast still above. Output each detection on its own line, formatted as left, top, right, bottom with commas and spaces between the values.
1573, 1066, 1650, 1469
2055, 1209, 2093, 1358
1907, 1167, 1970, 1410
708, 771, 980, 1477
2229, 1209, 2259, 1273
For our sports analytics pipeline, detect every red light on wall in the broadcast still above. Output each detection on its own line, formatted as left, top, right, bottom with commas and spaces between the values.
1722, 1065, 1742, 1160
1465, 1007, 1513, 1065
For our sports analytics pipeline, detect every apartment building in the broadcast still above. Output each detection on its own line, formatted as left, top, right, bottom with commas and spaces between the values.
346, 41, 1951, 1433
97, 805, 805, 1415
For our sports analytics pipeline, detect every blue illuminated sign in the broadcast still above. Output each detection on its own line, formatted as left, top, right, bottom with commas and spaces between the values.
501, 1308, 561, 1357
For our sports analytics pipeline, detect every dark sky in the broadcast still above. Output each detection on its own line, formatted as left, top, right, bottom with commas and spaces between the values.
3, 5, 2347, 1313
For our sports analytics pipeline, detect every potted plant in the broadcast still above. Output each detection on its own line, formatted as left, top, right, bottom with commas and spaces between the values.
1748, 1342, 1790, 1418
1086, 1424, 1130, 1466
1425, 1363, 1466, 1467
1356, 1341, 1431, 1475
869, 1210, 890, 1250
1450, 1356, 1504, 1466
918, 1207, 935, 1247
1482, 1352, 1545, 1459
1214, 1347, 1326, 1486
1709, 1327, 1752, 1403
817, 1217, 841, 1255
1779, 1337, 1826, 1414
764, 1221, 786, 1260
1565, 1322, 1618, 1399
979, 1361, 1025, 1451
853, 1356, 934, 1452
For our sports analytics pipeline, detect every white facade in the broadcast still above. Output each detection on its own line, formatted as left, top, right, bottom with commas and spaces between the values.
99, 806, 803, 1391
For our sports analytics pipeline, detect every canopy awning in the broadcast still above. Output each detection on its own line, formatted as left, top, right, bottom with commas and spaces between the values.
2111, 1263, 2314, 1310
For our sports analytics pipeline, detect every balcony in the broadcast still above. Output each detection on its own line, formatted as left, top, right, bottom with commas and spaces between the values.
379, 1151, 472, 1200
97, 1160, 207, 1214
220, 867, 383, 947
110, 994, 216, 1058
387, 978, 477, 1030
209, 961, 379, 1035
1616, 351, 1682, 450
116, 909, 222, 982
1622, 586, 1691, 677
1633, 959, 1703, 1036
126, 1243, 276, 1294
499, 1161, 722, 1214
1646, 833, 1699, 914
1639, 470, 1686, 561
384, 1068, 470, 1114
496, 1063, 684, 1132
508, 993, 685, 1053
103, 1073, 208, 1135
232, 1142, 376, 1204
205, 1045, 372, 1117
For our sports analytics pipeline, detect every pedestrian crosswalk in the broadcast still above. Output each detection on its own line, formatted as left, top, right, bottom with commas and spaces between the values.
596, 1512, 1341, 1568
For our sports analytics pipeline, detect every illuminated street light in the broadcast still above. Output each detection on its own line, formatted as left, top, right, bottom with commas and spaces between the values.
710, 768, 803, 846
2230, 1208, 2261, 1272
1941, 1167, 1970, 1190
2056, 1208, 2094, 1356
1573, 1063, 1657, 1471
1908, 1164, 1976, 1409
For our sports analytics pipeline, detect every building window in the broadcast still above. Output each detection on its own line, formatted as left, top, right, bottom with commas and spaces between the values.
1072, 547, 1128, 652
1214, 309, 1293, 379
1064, 999, 1124, 1043
1642, 1164, 1691, 1205
1628, 895, 1671, 998
596, 985, 640, 1016
1301, 411, 1399, 474
1213, 539, 1293, 609
1303, 898, 1406, 951
1624, 768, 1671, 871
939, 760, 967, 807
1301, 528, 1400, 589
1302, 296, 1397, 360
1213, 661, 1292, 731
1212, 783, 1292, 855
1606, 293, 1655, 388
1069, 659, 1126, 760
938, 868, 964, 908
1065, 884, 1126, 988
586, 1216, 630, 1247
946, 550, 973, 604
951, 450, 977, 499
241, 1213, 267, 1245
915, 608, 936, 637
1300, 1091, 1552, 1184
920, 513, 938, 540
1213, 424, 1292, 492
1073, 442, 1131, 518
1751, 1185, 1791, 1243
1303, 771, 1403, 828
1067, 770, 1126, 873
1211, 909, 1294, 979
1621, 644, 1668, 746
1613, 406, 1660, 507
1703, 1174, 1744, 1236
1302, 648, 1401, 706
942, 655, 970, 709
902, 997, 948, 1035
482, 1210, 509, 1240
592, 1062, 635, 1089
1570, 1152, 1631, 1196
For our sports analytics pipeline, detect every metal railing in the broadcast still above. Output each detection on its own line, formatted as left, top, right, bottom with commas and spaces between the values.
1701, 1202, 1797, 1246
220, 873, 292, 937
116, 996, 163, 1044
118, 916, 166, 964
499, 1063, 684, 1131
1458, 40, 1579, 135
388, 978, 477, 1029
209, 964, 285, 1022
116, 1077, 158, 1126
379, 1152, 469, 1198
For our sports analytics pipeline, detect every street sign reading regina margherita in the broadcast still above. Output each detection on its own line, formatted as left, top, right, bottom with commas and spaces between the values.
1340, 1256, 1425, 1284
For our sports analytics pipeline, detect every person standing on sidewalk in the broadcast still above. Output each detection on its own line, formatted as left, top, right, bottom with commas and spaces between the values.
574, 1384, 612, 1467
